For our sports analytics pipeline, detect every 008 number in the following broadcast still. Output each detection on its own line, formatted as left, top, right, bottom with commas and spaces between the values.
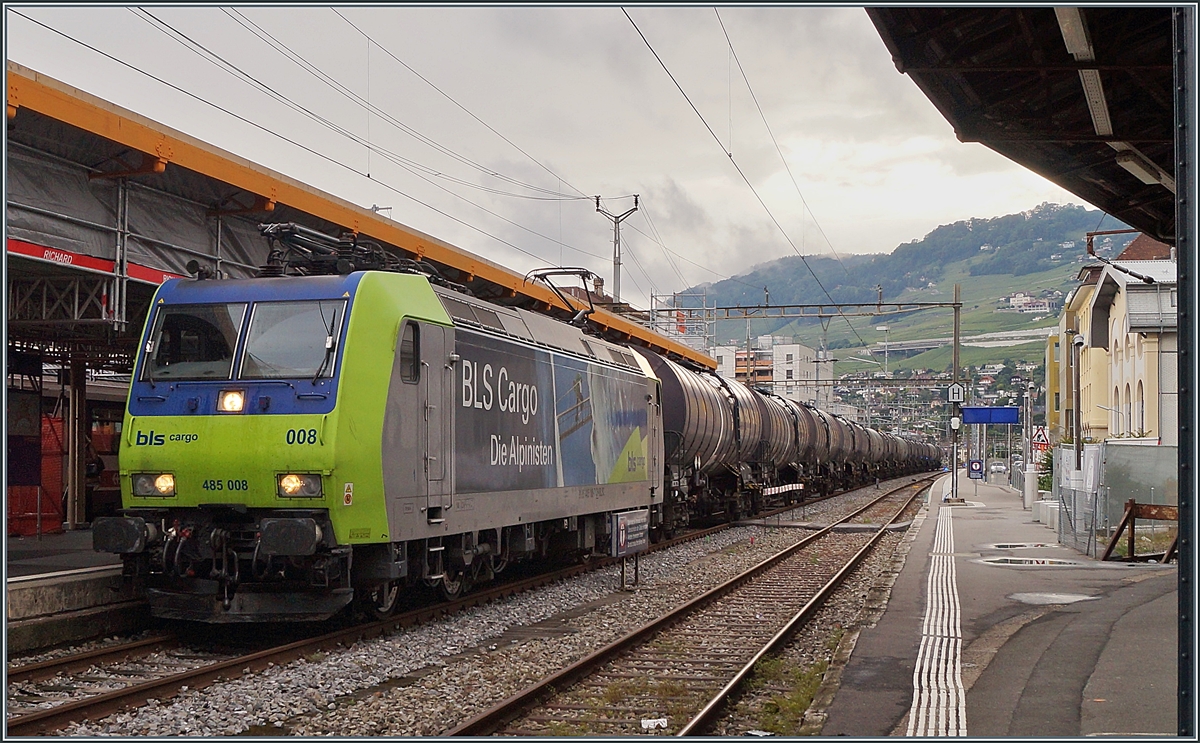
286, 428, 318, 445
202, 479, 249, 491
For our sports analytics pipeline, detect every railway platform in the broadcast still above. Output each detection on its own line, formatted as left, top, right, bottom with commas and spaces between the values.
821, 470, 1178, 737
6, 528, 143, 656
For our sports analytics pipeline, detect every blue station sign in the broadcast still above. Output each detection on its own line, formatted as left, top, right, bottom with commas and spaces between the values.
960, 406, 1020, 425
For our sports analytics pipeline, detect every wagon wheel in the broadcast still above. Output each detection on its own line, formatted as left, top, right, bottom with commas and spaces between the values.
362, 580, 400, 620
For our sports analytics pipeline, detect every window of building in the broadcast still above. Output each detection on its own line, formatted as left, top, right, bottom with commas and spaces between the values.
717, 356, 723, 365
786, 353, 793, 363
1054, 392, 1060, 411
786, 370, 793, 379
1053, 341, 1060, 363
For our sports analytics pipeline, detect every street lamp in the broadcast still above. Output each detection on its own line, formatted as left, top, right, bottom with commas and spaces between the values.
1097, 404, 1125, 436
949, 415, 961, 502
1023, 381, 1036, 509
876, 325, 890, 375
814, 349, 837, 409
855, 354, 883, 426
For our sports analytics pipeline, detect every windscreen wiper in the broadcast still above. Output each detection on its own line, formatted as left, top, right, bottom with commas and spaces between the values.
312, 307, 338, 385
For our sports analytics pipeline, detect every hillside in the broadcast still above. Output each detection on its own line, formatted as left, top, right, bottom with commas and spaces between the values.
689, 203, 1133, 371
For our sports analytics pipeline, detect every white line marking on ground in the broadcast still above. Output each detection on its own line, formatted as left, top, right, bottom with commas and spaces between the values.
907, 505, 967, 736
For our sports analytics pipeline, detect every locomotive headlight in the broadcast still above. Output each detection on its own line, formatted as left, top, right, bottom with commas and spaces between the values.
218, 390, 245, 413
133, 473, 175, 496
278, 473, 322, 498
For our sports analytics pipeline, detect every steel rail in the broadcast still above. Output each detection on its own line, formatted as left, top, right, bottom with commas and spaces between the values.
6, 635, 178, 685
445, 474, 936, 736
2, 523, 719, 737
678, 480, 928, 735
4, 474, 925, 736
2, 501, 745, 736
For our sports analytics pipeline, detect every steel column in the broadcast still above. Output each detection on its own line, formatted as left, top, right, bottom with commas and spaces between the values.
1174, 6, 1196, 736
66, 358, 87, 529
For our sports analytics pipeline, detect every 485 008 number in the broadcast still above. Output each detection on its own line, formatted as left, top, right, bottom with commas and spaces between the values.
286, 428, 319, 445
202, 479, 249, 491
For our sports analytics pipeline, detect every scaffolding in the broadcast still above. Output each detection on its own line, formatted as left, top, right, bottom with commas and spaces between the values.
649, 291, 716, 354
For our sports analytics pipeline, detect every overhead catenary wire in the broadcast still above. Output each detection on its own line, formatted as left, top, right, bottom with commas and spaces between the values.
332, 8, 594, 201
635, 201, 691, 289
9, 9, 595, 273
143, 8, 582, 203
715, 8, 851, 279
210, 7, 762, 306
127, 8, 611, 265
623, 8, 866, 347
224, 8, 585, 202
15, 7, 755, 311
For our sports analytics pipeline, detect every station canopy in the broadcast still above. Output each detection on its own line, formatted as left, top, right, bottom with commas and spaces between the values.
869, 7, 1175, 245
5, 62, 712, 371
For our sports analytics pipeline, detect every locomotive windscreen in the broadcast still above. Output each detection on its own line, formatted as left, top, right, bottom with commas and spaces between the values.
142, 303, 246, 381
241, 300, 346, 380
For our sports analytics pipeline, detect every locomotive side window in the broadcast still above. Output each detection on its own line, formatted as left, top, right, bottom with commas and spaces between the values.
143, 303, 246, 380
400, 322, 420, 383
240, 300, 346, 380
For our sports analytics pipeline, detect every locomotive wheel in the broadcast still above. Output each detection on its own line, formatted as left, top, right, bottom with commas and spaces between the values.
363, 580, 400, 620
440, 569, 470, 600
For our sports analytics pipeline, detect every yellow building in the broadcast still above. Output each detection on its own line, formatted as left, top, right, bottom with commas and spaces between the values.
1048, 235, 1177, 446
1047, 264, 1108, 443
1086, 257, 1178, 444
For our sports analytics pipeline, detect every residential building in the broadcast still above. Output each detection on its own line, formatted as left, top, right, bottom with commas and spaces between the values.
1085, 255, 1177, 443
1047, 234, 1177, 445
709, 336, 818, 405
1047, 263, 1108, 443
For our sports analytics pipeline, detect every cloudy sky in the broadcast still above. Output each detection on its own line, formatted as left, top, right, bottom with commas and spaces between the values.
6, 6, 1085, 308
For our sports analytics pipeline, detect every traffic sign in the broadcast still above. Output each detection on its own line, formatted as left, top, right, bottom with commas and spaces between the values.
1031, 425, 1051, 452
948, 383, 966, 403
968, 459, 984, 479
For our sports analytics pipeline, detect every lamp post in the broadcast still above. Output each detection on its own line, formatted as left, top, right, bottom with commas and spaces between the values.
1024, 381, 1036, 509
814, 349, 837, 409
876, 325, 890, 375
855, 354, 882, 426
1071, 333, 1084, 470
1097, 404, 1125, 437
950, 415, 961, 502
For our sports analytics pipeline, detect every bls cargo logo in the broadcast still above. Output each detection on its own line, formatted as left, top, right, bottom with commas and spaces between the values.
135, 431, 199, 445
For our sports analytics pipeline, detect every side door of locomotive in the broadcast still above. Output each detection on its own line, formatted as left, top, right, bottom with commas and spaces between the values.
420, 322, 454, 516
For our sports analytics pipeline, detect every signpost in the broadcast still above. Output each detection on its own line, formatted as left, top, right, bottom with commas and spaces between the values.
968, 459, 984, 480
948, 383, 966, 403
1031, 425, 1051, 451
611, 509, 649, 590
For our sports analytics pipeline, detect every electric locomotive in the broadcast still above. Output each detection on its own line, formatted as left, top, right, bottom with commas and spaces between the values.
93, 223, 938, 623
94, 260, 663, 621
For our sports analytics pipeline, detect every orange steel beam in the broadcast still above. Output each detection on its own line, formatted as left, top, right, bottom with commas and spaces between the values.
6, 62, 713, 369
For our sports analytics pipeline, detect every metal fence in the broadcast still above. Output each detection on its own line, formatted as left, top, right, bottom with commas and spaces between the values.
1051, 442, 1178, 557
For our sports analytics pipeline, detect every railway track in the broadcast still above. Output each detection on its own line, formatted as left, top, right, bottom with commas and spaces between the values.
446, 475, 934, 736
4, 474, 930, 736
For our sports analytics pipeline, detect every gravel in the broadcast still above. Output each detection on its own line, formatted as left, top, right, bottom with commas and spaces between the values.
56, 475, 930, 737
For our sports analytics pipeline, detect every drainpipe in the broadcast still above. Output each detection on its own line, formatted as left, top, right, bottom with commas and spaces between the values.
1072, 333, 1085, 471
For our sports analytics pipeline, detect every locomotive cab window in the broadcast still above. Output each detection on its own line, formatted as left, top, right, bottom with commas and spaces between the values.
143, 303, 246, 380
240, 300, 346, 380
400, 322, 420, 383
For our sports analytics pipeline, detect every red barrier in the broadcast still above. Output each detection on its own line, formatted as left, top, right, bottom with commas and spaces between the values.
6, 415, 68, 536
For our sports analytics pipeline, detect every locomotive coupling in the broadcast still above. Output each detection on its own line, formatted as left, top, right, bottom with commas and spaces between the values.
93, 516, 159, 554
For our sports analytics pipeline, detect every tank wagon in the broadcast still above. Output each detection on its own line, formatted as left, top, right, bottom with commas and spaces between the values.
93, 224, 939, 623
